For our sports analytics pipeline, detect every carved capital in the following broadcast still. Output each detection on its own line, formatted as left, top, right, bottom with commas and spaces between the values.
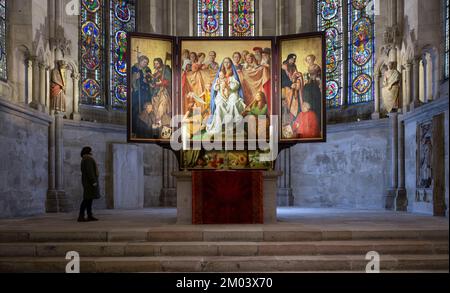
71, 73, 81, 80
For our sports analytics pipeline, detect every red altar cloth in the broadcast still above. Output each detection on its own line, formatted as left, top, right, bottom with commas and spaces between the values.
192, 171, 264, 224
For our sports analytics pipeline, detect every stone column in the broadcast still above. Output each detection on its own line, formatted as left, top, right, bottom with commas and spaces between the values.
421, 57, 428, 103
161, 148, 177, 207
46, 66, 51, 112
39, 63, 46, 112
24, 58, 33, 105
277, 148, 293, 206
396, 119, 407, 211
276, 0, 285, 35
46, 114, 58, 213
189, 0, 194, 36
410, 57, 421, 110
388, 0, 397, 27
372, 72, 381, 119
71, 73, 81, 121
385, 112, 398, 210
54, 113, 71, 212
403, 62, 412, 113
29, 57, 42, 111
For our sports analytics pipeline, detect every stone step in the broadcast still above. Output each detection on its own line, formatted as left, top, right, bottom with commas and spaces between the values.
0, 228, 447, 243
0, 254, 447, 273
0, 240, 447, 257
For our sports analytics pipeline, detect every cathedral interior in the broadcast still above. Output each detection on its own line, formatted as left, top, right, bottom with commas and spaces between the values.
0, 0, 448, 273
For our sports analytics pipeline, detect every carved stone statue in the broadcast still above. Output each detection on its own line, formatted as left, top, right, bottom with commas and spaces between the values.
50, 60, 68, 113
381, 61, 401, 113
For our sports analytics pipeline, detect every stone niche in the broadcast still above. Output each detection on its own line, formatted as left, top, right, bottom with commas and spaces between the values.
414, 114, 446, 216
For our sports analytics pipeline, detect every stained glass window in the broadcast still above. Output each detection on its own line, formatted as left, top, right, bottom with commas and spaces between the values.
80, 0, 105, 106
228, 0, 255, 37
348, 0, 375, 104
316, 0, 375, 107
317, 0, 344, 108
80, 0, 136, 108
0, 0, 7, 81
109, 0, 136, 109
197, 0, 224, 37
444, 0, 449, 80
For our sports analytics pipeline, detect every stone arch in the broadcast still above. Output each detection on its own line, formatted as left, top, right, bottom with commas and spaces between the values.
419, 45, 439, 102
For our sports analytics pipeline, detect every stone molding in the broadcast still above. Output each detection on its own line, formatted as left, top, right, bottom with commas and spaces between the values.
64, 119, 126, 133
0, 98, 52, 126
401, 98, 449, 124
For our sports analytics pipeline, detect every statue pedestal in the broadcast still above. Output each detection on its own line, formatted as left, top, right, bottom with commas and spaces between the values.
173, 170, 282, 225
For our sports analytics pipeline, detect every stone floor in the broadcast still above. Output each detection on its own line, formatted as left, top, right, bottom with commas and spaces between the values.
0, 208, 448, 272
0, 207, 448, 231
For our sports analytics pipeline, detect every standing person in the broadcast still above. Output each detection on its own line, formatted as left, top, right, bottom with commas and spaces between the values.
78, 147, 100, 222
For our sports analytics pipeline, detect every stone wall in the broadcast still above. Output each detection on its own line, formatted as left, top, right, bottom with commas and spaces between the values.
63, 121, 163, 211
0, 98, 51, 218
290, 119, 391, 209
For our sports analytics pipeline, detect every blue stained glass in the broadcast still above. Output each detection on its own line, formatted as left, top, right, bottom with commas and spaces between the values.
348, 0, 375, 104
317, 0, 344, 108
80, 0, 105, 106
197, 0, 224, 37
110, 0, 136, 108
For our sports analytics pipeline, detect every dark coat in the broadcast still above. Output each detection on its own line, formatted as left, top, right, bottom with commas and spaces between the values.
81, 155, 99, 200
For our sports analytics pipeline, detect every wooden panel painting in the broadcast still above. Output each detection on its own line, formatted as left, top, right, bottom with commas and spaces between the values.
128, 34, 174, 142
279, 34, 326, 142
182, 150, 273, 170
180, 38, 273, 141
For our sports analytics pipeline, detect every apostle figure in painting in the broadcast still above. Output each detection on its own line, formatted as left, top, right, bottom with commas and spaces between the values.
181, 49, 191, 71
50, 60, 68, 113
281, 54, 301, 117
206, 51, 219, 71
131, 55, 152, 136
206, 58, 246, 135
281, 54, 298, 88
193, 53, 207, 71
261, 48, 271, 68
241, 51, 271, 110
242, 91, 269, 139
302, 54, 322, 119
253, 47, 263, 65
150, 58, 172, 129
185, 52, 197, 72
382, 61, 401, 113
241, 50, 250, 68
243, 53, 258, 70
232, 52, 243, 71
